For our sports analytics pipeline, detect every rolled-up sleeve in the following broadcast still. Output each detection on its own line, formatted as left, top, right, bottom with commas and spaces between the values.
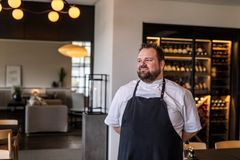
183, 90, 202, 133
105, 88, 124, 127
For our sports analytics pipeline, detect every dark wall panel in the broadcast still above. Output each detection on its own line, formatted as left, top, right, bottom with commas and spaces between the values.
0, 1, 94, 41
59, 5, 95, 41
0, 10, 24, 39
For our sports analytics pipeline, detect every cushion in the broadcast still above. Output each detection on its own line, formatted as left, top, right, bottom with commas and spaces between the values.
28, 96, 47, 106
45, 99, 63, 105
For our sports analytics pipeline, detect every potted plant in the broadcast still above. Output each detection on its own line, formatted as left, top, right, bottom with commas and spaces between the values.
12, 86, 22, 101
59, 67, 66, 87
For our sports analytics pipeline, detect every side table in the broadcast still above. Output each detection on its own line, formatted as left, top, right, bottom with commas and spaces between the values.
7, 99, 26, 111
7, 99, 26, 133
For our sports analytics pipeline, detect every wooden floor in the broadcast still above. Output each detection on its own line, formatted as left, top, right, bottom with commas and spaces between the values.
20, 127, 81, 150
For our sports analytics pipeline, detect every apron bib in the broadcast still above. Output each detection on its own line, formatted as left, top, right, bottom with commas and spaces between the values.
118, 79, 183, 160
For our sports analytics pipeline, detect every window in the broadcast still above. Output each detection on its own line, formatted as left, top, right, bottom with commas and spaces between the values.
71, 41, 91, 94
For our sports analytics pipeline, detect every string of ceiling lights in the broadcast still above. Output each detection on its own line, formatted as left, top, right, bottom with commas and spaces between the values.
0, 0, 81, 22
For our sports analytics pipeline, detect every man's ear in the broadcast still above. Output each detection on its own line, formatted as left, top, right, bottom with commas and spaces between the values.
160, 60, 165, 70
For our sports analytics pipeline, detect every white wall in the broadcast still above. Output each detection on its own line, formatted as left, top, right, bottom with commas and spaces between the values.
94, 0, 114, 76
94, 0, 114, 102
112, 0, 240, 92
0, 39, 71, 88
94, 1, 121, 159
95, 0, 240, 159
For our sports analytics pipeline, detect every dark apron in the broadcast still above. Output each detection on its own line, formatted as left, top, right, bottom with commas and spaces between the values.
118, 79, 183, 160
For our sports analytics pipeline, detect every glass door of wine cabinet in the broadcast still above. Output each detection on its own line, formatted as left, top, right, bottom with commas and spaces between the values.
146, 36, 232, 147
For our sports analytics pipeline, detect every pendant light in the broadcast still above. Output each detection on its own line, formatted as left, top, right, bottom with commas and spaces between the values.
68, 6, 80, 19
48, 11, 59, 22
2, 0, 82, 22
8, 0, 21, 8
58, 44, 88, 58
51, 0, 64, 11
12, 9, 24, 20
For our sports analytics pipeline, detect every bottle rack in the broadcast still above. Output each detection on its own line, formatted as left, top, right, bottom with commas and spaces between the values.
159, 38, 194, 90
209, 40, 231, 147
146, 37, 232, 147
209, 96, 230, 147
195, 95, 210, 143
164, 58, 192, 90
161, 38, 193, 57
211, 40, 231, 95
194, 40, 211, 95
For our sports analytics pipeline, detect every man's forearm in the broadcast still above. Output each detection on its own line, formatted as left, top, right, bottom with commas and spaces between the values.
113, 127, 121, 134
182, 131, 198, 142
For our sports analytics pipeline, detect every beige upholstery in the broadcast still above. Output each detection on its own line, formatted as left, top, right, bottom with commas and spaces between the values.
25, 104, 68, 134
184, 142, 207, 150
71, 93, 85, 113
69, 93, 85, 126
45, 99, 63, 105
215, 140, 240, 149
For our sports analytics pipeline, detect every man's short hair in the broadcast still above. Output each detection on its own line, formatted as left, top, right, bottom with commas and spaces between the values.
139, 43, 165, 61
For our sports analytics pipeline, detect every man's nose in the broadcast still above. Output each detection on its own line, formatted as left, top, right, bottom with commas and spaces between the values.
139, 60, 146, 65
139, 61, 147, 68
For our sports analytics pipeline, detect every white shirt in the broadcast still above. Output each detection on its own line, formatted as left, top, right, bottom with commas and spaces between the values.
105, 78, 202, 137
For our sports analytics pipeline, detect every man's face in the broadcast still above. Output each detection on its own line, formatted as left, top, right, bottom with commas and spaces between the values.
137, 48, 164, 83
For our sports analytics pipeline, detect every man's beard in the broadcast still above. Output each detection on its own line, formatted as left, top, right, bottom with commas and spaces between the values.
137, 67, 161, 83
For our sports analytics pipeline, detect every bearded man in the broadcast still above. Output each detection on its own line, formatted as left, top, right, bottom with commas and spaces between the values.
105, 43, 201, 160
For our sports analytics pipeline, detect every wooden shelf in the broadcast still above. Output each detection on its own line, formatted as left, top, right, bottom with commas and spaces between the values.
212, 47, 229, 50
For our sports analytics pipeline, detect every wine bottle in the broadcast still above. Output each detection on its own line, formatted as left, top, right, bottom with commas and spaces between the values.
168, 45, 173, 54
195, 64, 199, 72
172, 63, 176, 71
176, 63, 180, 72
186, 63, 190, 72
173, 45, 178, 54
186, 45, 192, 55
177, 45, 183, 54
198, 62, 203, 72
182, 45, 187, 55
180, 62, 185, 72
202, 63, 207, 72
163, 45, 169, 54
203, 82, 207, 90
196, 47, 203, 56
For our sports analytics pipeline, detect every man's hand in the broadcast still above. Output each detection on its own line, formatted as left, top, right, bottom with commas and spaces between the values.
113, 127, 121, 134
182, 131, 198, 142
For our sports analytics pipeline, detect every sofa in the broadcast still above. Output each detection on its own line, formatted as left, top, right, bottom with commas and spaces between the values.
25, 99, 68, 134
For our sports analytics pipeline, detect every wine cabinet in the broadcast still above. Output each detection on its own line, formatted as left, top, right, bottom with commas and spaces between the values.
146, 36, 232, 147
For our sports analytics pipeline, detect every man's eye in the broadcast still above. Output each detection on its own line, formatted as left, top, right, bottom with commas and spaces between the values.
145, 58, 153, 62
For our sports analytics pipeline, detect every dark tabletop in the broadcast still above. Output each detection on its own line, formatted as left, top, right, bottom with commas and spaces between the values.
195, 148, 240, 160
7, 99, 26, 107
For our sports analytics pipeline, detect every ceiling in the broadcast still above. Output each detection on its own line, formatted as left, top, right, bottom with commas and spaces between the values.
23, 0, 99, 5
23, 0, 240, 6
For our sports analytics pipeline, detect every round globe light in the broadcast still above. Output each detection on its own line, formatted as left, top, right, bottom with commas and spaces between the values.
0, 4, 2, 12
8, 0, 21, 8
12, 9, 24, 20
51, 0, 64, 11
48, 11, 59, 22
68, 6, 80, 19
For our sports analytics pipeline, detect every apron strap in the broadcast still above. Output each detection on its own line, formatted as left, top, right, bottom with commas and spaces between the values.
133, 80, 140, 97
160, 78, 165, 99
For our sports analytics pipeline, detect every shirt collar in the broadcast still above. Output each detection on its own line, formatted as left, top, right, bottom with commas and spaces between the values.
139, 78, 163, 89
